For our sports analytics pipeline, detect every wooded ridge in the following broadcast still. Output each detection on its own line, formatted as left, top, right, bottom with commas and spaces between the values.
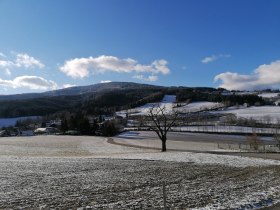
0, 82, 266, 118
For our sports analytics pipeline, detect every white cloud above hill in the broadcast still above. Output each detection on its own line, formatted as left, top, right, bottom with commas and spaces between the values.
133, 74, 158, 82
62, 84, 76, 88
0, 76, 58, 90
100, 80, 112, 83
0, 52, 45, 75
0, 52, 7, 58
15, 53, 45, 69
214, 60, 280, 90
59, 55, 170, 81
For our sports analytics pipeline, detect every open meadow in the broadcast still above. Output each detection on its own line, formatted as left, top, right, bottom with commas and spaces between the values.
0, 135, 280, 209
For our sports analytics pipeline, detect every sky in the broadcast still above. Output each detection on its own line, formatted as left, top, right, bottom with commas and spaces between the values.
0, 0, 280, 94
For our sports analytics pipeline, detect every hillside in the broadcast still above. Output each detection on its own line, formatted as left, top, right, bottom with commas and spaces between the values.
0, 82, 267, 118
0, 82, 164, 101
0, 82, 167, 117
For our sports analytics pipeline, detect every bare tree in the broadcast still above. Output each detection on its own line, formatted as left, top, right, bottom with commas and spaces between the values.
247, 132, 261, 151
147, 104, 178, 152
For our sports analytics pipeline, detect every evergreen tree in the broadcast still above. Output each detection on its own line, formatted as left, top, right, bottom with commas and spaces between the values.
61, 118, 68, 133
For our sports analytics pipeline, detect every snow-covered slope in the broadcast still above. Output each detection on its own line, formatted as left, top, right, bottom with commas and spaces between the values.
176, 101, 222, 113
215, 106, 280, 123
117, 95, 176, 117
117, 95, 223, 117
258, 92, 279, 98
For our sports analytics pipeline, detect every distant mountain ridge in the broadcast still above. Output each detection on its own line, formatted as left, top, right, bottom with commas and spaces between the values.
0, 82, 266, 118
0, 82, 168, 118
0, 82, 163, 101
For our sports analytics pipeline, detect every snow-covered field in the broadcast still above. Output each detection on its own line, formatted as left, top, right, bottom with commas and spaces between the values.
0, 135, 280, 209
174, 125, 278, 135
176, 101, 222, 113
117, 95, 176, 117
258, 92, 279, 98
117, 95, 223, 117
116, 93, 280, 123
215, 106, 280, 123
1, 135, 278, 167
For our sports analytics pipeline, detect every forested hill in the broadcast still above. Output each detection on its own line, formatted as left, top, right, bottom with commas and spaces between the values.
0, 82, 164, 101
0, 82, 265, 118
0, 82, 167, 117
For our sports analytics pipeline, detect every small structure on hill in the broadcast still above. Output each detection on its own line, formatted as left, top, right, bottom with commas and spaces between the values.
34, 127, 58, 135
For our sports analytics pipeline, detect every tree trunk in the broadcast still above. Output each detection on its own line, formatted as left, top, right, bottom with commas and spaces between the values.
161, 136, 167, 152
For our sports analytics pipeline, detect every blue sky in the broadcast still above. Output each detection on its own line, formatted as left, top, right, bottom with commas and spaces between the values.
0, 0, 280, 94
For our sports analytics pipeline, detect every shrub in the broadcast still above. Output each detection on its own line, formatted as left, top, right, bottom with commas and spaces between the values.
247, 133, 261, 151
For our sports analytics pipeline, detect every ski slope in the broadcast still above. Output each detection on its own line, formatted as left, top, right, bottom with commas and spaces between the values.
117, 95, 223, 117
176, 101, 222, 113
117, 95, 176, 117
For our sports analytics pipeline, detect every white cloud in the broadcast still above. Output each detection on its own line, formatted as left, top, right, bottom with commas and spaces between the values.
5, 68, 11, 76
0, 52, 7, 58
0, 52, 45, 75
0, 60, 13, 68
60, 55, 170, 79
62, 84, 77, 88
214, 60, 280, 90
0, 76, 58, 90
151, 59, 170, 74
133, 74, 158, 82
147, 75, 158, 82
15, 53, 45, 69
100, 80, 112, 83
202, 54, 231, 64
59, 57, 92, 78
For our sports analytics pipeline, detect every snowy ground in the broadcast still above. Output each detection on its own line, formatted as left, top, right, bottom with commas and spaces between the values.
258, 93, 279, 98
116, 95, 222, 117
0, 135, 280, 209
116, 95, 176, 117
173, 125, 278, 135
214, 106, 280, 123
115, 130, 280, 158
175, 101, 222, 113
